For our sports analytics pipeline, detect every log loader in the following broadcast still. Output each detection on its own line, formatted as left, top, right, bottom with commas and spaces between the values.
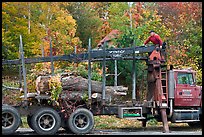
2, 36, 202, 135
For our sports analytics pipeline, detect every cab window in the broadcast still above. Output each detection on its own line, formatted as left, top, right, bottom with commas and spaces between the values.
177, 72, 194, 85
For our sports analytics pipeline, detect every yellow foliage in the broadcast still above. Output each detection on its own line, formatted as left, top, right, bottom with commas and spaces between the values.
48, 74, 62, 101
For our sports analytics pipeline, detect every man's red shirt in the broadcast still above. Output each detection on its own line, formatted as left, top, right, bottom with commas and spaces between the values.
144, 34, 163, 46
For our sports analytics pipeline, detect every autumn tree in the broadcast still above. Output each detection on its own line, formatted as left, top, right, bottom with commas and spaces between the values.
2, 2, 40, 59
156, 2, 202, 85
88, 2, 112, 44
2, 2, 82, 93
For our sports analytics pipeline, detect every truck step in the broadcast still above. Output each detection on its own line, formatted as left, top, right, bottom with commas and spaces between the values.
174, 119, 200, 123
117, 107, 143, 119
171, 109, 200, 123
123, 117, 146, 120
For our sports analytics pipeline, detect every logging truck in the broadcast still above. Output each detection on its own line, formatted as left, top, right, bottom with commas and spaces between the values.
2, 36, 202, 135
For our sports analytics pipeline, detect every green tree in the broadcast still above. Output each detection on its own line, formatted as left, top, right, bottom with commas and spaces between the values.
2, 2, 37, 59
104, 2, 171, 100
65, 2, 102, 48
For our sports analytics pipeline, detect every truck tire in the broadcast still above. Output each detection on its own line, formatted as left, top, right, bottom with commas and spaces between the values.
31, 107, 61, 135
188, 122, 201, 128
2, 105, 21, 135
27, 115, 34, 130
63, 126, 71, 133
68, 108, 94, 134
62, 120, 72, 133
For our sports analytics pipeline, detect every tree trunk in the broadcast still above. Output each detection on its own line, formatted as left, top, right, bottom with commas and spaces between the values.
36, 75, 128, 95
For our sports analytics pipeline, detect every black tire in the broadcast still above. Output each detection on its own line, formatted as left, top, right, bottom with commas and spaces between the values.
27, 115, 34, 130
63, 126, 71, 132
2, 105, 21, 135
188, 121, 201, 128
61, 119, 72, 133
68, 108, 94, 134
31, 107, 61, 135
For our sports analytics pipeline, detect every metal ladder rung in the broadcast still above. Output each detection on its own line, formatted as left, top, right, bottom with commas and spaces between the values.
161, 69, 168, 104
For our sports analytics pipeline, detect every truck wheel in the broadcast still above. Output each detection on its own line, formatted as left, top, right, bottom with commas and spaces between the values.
63, 126, 71, 133
188, 122, 201, 128
68, 108, 94, 134
62, 120, 72, 133
31, 107, 61, 135
2, 105, 21, 135
27, 115, 34, 130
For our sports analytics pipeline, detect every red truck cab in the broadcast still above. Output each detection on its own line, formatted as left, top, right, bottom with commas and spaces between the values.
173, 68, 202, 107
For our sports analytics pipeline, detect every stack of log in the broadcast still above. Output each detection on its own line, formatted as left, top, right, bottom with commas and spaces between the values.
35, 74, 128, 101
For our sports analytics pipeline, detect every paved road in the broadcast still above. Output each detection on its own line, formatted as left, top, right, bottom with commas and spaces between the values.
15, 127, 202, 135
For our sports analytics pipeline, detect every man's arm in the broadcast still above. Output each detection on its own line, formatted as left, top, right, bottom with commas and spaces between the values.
144, 36, 151, 45
155, 34, 163, 46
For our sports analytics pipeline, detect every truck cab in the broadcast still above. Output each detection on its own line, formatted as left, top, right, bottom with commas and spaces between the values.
168, 68, 202, 125
173, 69, 202, 107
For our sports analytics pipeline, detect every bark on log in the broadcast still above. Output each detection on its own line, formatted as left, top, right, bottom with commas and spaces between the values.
61, 76, 128, 94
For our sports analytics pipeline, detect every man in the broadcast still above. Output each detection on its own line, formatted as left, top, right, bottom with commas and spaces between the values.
144, 30, 166, 61
144, 30, 163, 48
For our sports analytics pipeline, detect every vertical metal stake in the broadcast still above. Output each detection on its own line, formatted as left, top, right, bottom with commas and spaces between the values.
19, 35, 27, 102
50, 37, 54, 76
18, 65, 22, 88
114, 60, 117, 87
18, 47, 22, 88
132, 40, 136, 104
88, 38, 92, 105
102, 42, 106, 105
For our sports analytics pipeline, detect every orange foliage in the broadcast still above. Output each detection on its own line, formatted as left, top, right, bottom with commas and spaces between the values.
96, 20, 112, 44
124, 2, 143, 28
167, 45, 191, 68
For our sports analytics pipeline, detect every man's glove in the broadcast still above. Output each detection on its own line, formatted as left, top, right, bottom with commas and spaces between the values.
162, 42, 166, 49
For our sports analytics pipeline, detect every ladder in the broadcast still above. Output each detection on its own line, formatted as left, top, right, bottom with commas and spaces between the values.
161, 65, 168, 107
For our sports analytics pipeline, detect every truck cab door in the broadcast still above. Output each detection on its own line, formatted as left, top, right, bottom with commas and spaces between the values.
174, 72, 200, 107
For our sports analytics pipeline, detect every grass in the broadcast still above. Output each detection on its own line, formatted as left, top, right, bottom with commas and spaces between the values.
20, 117, 29, 128
94, 115, 143, 129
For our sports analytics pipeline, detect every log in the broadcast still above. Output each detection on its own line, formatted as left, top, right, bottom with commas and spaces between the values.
35, 75, 128, 95
61, 76, 128, 94
36, 75, 51, 94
